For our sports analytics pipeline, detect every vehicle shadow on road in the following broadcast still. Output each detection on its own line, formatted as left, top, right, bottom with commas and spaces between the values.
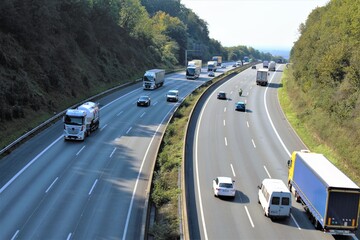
229, 190, 250, 203
267, 82, 283, 89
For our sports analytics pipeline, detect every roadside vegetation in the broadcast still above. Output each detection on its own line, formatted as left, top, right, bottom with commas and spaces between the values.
148, 67, 246, 239
0, 0, 274, 150
281, 0, 360, 185
148, 92, 199, 239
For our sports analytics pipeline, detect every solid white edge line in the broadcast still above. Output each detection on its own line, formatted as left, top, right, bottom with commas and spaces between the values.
264, 67, 291, 157
0, 135, 63, 194
244, 206, 255, 228
122, 107, 174, 240
264, 67, 301, 230
195, 95, 211, 240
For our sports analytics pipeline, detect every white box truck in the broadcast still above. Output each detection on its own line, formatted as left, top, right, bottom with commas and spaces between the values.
143, 69, 165, 90
63, 102, 100, 141
268, 61, 276, 71
256, 68, 269, 86
263, 60, 269, 68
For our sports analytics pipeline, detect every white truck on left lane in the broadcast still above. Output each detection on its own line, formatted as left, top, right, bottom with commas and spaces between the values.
143, 69, 165, 90
63, 101, 100, 141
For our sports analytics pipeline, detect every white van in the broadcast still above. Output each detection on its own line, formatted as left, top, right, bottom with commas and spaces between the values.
166, 90, 179, 102
258, 178, 291, 219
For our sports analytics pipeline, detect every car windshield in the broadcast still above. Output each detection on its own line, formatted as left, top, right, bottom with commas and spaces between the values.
219, 183, 233, 188
140, 97, 148, 101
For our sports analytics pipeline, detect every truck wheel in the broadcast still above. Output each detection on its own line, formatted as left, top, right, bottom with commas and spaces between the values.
295, 192, 300, 202
314, 219, 321, 230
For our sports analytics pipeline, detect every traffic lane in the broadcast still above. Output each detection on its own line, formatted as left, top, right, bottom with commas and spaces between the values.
264, 67, 308, 154
0, 75, 202, 238
194, 68, 334, 239
242, 68, 334, 239
7, 109, 143, 238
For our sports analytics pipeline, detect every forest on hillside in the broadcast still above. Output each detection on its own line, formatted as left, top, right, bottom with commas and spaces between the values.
289, 0, 360, 182
0, 0, 274, 148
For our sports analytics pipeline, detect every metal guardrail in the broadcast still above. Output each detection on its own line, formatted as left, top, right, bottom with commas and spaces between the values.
0, 80, 138, 156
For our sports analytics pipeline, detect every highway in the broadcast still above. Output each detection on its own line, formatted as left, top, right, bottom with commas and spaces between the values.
185, 64, 336, 239
0, 69, 219, 239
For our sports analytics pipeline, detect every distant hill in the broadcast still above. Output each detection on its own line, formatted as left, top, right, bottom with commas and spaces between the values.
259, 48, 290, 60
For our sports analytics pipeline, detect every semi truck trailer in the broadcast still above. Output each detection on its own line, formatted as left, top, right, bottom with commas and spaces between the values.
63, 102, 100, 141
256, 68, 269, 86
212, 56, 222, 66
288, 150, 360, 235
143, 69, 165, 90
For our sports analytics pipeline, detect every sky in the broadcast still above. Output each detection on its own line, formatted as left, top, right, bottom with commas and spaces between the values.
181, 0, 330, 53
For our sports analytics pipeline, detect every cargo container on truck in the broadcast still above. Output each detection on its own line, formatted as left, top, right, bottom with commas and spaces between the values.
207, 61, 217, 72
186, 59, 202, 79
63, 102, 100, 141
143, 69, 165, 90
263, 60, 269, 68
256, 68, 269, 86
288, 150, 360, 236
268, 61, 276, 71
212, 56, 222, 66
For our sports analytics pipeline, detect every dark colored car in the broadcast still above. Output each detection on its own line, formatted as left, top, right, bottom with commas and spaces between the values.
137, 96, 151, 107
235, 101, 246, 111
252, 65, 257, 69
217, 91, 227, 100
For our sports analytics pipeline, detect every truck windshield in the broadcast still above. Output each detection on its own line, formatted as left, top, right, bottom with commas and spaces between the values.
187, 69, 195, 75
64, 115, 83, 125
143, 75, 154, 82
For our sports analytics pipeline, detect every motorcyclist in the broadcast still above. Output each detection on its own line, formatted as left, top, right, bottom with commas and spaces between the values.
238, 88, 243, 96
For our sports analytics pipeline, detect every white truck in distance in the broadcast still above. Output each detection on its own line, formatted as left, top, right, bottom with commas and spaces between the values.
256, 68, 269, 86
143, 69, 165, 90
186, 59, 202, 79
263, 60, 269, 68
207, 61, 217, 72
268, 61, 276, 71
63, 101, 100, 141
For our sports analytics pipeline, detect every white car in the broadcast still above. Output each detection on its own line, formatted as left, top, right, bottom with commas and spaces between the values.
212, 177, 236, 198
